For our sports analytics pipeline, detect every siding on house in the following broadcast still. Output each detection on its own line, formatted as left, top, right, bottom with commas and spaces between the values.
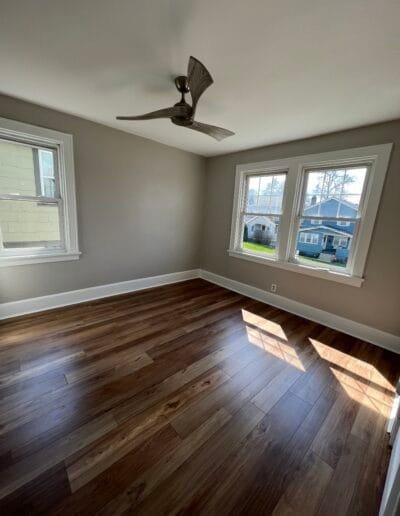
297, 198, 355, 260
0, 140, 60, 247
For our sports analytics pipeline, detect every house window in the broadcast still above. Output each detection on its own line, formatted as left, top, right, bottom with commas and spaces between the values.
37, 149, 57, 197
240, 171, 287, 258
229, 144, 392, 286
0, 117, 80, 266
333, 237, 348, 248
300, 232, 319, 244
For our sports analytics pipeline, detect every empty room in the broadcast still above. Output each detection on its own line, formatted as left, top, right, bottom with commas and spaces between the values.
1, 1, 400, 515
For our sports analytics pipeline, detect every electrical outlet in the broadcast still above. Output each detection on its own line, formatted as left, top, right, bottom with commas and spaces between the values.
270, 283, 277, 293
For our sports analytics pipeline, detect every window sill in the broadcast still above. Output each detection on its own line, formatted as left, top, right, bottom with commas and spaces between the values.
0, 251, 81, 267
228, 249, 364, 287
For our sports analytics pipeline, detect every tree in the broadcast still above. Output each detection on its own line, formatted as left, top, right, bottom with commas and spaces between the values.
312, 170, 354, 201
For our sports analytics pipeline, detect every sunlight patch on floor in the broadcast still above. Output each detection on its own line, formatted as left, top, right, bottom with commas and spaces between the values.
241, 310, 287, 341
330, 367, 391, 415
310, 337, 395, 392
245, 326, 305, 371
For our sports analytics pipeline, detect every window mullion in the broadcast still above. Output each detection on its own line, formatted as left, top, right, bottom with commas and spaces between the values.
301, 215, 359, 222
276, 165, 301, 262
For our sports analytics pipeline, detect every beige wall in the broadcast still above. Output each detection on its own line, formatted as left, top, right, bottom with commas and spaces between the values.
201, 120, 400, 336
0, 95, 206, 302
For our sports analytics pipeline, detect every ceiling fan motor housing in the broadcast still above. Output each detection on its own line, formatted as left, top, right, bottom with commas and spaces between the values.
172, 76, 193, 126
174, 75, 190, 93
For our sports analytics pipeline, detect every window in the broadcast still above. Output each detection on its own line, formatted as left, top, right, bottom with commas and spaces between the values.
239, 172, 287, 258
333, 237, 348, 248
229, 144, 392, 286
0, 117, 79, 266
295, 165, 367, 269
299, 232, 319, 244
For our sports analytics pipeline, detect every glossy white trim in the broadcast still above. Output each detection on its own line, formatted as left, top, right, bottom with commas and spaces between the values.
228, 249, 363, 287
0, 117, 80, 266
229, 144, 393, 282
0, 269, 200, 320
0, 252, 81, 267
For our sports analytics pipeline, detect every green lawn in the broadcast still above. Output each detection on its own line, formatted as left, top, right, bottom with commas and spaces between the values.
242, 241, 347, 268
242, 242, 275, 255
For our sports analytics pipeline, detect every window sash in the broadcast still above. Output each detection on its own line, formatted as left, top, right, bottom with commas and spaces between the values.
0, 197, 65, 256
301, 214, 358, 222
0, 193, 60, 203
235, 170, 288, 259
300, 166, 370, 219
288, 164, 370, 273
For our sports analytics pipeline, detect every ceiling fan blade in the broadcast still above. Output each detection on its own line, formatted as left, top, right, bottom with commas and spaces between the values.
187, 56, 214, 114
116, 105, 190, 121
187, 121, 234, 141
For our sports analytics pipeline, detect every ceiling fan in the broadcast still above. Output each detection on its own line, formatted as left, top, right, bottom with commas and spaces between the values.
116, 56, 234, 141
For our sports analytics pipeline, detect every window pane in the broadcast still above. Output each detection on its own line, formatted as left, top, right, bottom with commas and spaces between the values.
0, 139, 57, 197
295, 218, 354, 269
38, 149, 57, 197
302, 167, 367, 217
0, 200, 62, 251
246, 173, 286, 214
242, 214, 279, 257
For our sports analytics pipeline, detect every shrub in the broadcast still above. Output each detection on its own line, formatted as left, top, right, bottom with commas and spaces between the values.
243, 224, 249, 242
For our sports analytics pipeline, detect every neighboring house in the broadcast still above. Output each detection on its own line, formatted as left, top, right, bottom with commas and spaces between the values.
297, 197, 356, 263
246, 216, 277, 245
0, 140, 59, 249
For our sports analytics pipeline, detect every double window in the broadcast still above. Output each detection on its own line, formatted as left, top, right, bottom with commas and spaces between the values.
229, 144, 392, 286
0, 117, 79, 266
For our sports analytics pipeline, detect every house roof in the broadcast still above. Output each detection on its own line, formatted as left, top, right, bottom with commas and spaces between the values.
299, 225, 353, 237
245, 216, 276, 226
303, 196, 358, 214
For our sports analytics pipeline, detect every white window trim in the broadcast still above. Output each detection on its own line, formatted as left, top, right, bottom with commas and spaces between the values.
229, 143, 393, 287
0, 117, 80, 267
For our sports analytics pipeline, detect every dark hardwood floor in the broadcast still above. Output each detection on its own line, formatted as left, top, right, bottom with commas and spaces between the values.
0, 278, 398, 515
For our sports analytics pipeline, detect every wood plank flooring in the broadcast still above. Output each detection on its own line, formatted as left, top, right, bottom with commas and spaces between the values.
0, 278, 398, 515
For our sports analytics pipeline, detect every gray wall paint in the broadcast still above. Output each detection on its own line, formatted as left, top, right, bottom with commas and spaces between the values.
0, 95, 206, 303
202, 120, 400, 336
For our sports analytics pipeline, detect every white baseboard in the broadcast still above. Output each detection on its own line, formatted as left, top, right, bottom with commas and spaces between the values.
199, 269, 400, 355
0, 269, 200, 320
2, 267, 399, 355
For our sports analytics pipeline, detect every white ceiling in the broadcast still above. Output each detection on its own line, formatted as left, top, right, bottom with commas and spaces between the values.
0, 0, 399, 157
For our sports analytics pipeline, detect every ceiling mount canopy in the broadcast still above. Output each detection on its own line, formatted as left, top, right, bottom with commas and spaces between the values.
117, 56, 235, 141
